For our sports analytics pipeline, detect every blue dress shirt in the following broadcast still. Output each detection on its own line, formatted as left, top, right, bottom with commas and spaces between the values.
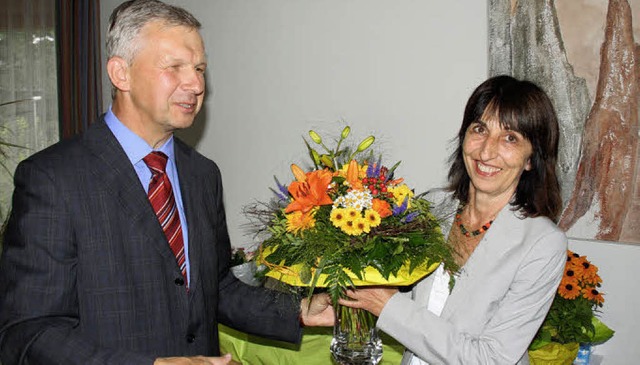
104, 107, 191, 280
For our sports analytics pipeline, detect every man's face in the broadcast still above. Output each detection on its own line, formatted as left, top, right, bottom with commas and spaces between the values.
126, 21, 206, 136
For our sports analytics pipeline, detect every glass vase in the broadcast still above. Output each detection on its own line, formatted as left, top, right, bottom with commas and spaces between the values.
330, 303, 383, 365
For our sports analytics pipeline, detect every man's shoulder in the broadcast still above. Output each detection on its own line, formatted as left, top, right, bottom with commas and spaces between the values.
174, 138, 218, 167
24, 120, 109, 164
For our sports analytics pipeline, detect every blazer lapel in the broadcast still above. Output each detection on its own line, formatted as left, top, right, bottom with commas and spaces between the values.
80, 119, 176, 261
441, 205, 524, 319
173, 140, 203, 293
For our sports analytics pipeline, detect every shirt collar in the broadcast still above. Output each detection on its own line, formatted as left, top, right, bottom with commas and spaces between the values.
104, 106, 175, 165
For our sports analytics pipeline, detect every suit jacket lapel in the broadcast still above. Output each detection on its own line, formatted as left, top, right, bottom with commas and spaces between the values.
441, 205, 523, 319
80, 119, 176, 261
174, 140, 202, 293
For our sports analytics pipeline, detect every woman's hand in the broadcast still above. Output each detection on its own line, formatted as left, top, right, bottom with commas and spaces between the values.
339, 287, 398, 317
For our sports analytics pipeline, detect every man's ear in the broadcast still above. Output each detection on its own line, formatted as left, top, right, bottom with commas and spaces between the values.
107, 56, 130, 92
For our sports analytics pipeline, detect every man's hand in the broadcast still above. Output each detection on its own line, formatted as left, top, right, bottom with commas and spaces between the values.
338, 287, 398, 317
154, 354, 238, 365
300, 292, 334, 327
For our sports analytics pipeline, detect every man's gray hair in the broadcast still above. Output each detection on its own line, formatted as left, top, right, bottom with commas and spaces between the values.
106, 0, 201, 63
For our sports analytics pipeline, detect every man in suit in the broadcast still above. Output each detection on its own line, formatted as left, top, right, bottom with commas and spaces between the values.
0, 1, 333, 364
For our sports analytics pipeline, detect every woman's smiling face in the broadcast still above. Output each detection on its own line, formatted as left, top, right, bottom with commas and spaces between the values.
462, 109, 533, 201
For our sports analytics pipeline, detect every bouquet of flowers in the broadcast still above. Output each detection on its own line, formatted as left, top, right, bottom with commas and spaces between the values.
246, 126, 455, 364
528, 250, 614, 365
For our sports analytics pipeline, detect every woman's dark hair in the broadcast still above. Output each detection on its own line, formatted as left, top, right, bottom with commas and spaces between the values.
446, 75, 562, 221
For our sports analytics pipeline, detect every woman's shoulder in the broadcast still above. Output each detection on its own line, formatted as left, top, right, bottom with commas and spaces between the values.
507, 210, 567, 254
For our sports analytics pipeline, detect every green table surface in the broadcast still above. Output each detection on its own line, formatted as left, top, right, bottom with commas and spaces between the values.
219, 324, 405, 365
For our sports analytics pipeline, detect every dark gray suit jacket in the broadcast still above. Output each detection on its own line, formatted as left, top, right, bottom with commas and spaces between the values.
0, 119, 302, 364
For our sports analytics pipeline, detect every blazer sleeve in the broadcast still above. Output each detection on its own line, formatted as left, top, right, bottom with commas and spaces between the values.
206, 162, 303, 343
377, 228, 567, 364
0, 159, 155, 365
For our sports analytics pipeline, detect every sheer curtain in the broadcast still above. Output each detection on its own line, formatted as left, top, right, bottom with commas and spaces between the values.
0, 1, 59, 227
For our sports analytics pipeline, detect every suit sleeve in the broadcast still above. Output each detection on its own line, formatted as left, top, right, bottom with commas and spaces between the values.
0, 159, 154, 365
207, 164, 303, 343
377, 229, 567, 364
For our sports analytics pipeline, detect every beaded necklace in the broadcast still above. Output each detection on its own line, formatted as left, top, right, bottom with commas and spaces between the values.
455, 205, 494, 237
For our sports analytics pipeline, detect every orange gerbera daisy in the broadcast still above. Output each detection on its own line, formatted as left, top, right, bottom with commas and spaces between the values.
566, 250, 582, 264
558, 281, 581, 300
583, 286, 605, 305
560, 275, 579, 290
582, 274, 603, 286
371, 198, 392, 218
285, 166, 334, 214
567, 261, 585, 279
579, 259, 599, 281
286, 210, 316, 234
563, 266, 579, 281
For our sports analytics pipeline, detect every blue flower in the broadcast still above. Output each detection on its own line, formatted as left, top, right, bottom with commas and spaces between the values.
392, 196, 409, 216
402, 211, 419, 223
272, 176, 289, 201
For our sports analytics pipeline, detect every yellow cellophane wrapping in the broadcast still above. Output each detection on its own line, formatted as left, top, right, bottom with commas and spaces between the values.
257, 245, 441, 287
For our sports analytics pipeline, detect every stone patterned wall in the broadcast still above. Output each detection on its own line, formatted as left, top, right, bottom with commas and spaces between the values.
489, 0, 640, 243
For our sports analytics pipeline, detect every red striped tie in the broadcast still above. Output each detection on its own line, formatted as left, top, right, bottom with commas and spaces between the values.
143, 151, 187, 287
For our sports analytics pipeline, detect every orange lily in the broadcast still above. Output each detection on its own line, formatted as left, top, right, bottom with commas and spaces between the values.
285, 167, 334, 213
345, 160, 364, 190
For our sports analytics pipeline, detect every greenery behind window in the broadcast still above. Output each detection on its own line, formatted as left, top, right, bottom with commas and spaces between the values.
1, 1, 59, 228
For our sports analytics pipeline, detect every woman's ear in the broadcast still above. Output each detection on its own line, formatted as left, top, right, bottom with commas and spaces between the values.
106, 56, 130, 92
525, 157, 532, 171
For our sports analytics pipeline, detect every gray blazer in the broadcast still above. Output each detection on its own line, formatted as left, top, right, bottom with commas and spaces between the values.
377, 192, 566, 365
0, 119, 302, 365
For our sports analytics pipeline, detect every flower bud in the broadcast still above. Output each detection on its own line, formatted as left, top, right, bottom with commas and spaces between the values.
320, 154, 334, 169
290, 164, 307, 182
356, 136, 375, 152
341, 126, 351, 139
311, 149, 321, 165
309, 130, 322, 144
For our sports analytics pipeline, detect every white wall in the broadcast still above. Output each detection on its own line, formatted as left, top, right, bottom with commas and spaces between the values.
100, 1, 638, 363
101, 0, 488, 246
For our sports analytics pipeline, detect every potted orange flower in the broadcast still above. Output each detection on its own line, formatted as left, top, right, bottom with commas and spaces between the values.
528, 250, 614, 364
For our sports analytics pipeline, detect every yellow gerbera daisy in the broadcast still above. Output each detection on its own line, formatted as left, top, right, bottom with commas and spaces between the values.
344, 207, 360, 220
354, 217, 371, 234
341, 219, 362, 236
363, 209, 381, 228
330, 208, 348, 228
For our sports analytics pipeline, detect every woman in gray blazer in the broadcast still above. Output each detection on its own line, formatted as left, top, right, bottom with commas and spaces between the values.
341, 75, 567, 365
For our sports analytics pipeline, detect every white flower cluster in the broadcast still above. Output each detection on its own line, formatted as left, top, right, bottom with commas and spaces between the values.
333, 190, 373, 211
